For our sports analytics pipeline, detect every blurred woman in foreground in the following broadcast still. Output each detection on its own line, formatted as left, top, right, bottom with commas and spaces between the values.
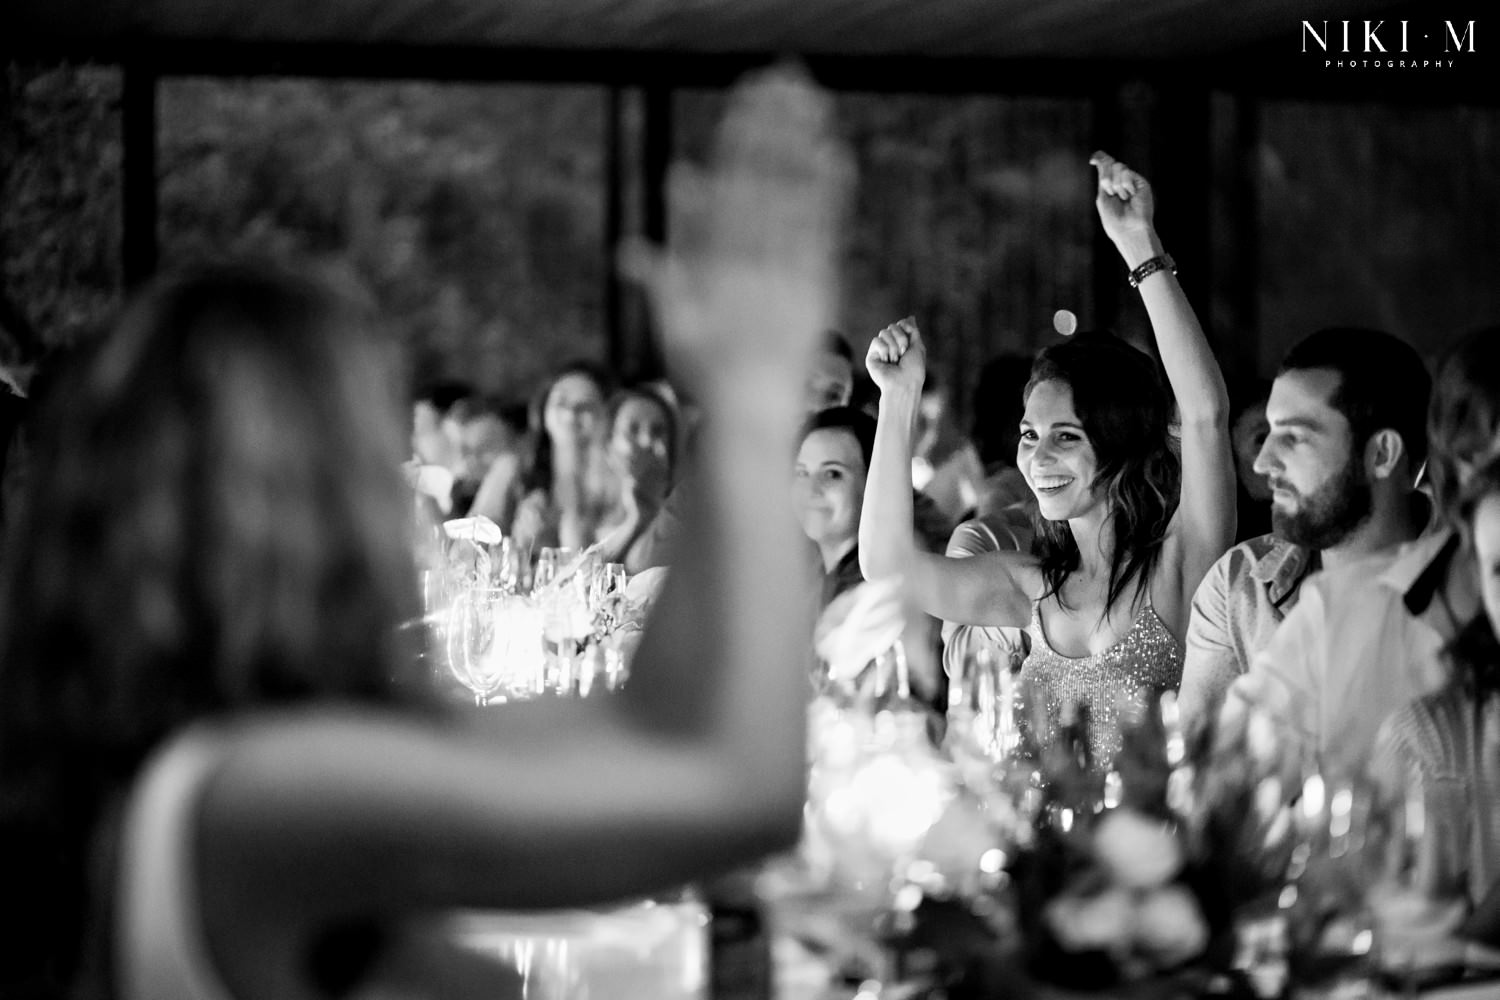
0, 65, 850, 1000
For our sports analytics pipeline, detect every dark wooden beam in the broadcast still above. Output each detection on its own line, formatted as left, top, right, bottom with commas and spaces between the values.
120, 62, 158, 290
615, 85, 675, 383
1208, 91, 1261, 379
604, 86, 626, 377
5, 35, 1490, 106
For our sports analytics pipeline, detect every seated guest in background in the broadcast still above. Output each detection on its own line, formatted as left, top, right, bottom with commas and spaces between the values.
506, 359, 617, 552
1374, 452, 1500, 908
447, 394, 523, 517
912, 369, 986, 528
411, 378, 471, 472
806, 329, 856, 413
591, 330, 864, 575
595, 383, 679, 571
0, 65, 849, 1000
1180, 329, 1431, 728
407, 378, 472, 517
1225, 325, 1500, 774
797, 404, 944, 705
796, 406, 878, 609
1228, 376, 1274, 543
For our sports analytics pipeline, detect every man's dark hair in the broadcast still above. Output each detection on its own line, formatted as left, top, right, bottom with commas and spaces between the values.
1278, 327, 1431, 469
412, 379, 474, 415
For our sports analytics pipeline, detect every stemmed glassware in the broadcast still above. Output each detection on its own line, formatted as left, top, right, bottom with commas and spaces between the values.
445, 587, 509, 705
1275, 766, 1388, 995
534, 546, 577, 591
589, 561, 628, 631
1367, 764, 1469, 993
947, 646, 1027, 766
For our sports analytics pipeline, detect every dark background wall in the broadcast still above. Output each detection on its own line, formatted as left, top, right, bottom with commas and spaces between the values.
4, 63, 1498, 432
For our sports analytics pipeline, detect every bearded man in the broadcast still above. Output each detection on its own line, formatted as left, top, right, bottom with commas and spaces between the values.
1178, 327, 1430, 728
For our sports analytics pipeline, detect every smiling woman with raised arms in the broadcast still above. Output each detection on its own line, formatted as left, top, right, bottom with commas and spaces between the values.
859, 153, 1235, 765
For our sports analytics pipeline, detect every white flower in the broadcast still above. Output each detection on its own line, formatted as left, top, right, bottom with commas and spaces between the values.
1134, 885, 1208, 966
1093, 808, 1183, 890
1045, 887, 1134, 953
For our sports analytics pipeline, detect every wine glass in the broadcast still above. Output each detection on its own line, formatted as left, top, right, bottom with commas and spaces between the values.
589, 561, 628, 631
445, 587, 508, 705
490, 536, 526, 595
535, 546, 577, 591
541, 585, 593, 695
1279, 769, 1383, 994
1368, 764, 1469, 993
947, 646, 1029, 765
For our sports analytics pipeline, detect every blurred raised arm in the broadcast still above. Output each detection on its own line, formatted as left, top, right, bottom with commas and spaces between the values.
197, 67, 855, 975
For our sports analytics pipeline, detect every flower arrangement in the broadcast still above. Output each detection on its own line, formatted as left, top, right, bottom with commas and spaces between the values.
784, 583, 1427, 998
1002, 697, 1228, 993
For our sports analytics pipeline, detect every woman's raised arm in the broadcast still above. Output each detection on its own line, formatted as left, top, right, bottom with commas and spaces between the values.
1090, 152, 1234, 597
859, 318, 1032, 629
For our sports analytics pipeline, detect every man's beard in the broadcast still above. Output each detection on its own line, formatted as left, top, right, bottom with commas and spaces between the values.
1272, 456, 1373, 550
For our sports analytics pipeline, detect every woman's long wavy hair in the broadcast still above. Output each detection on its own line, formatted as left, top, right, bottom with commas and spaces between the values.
520, 360, 612, 497
0, 260, 422, 996
1427, 325, 1500, 527
1025, 333, 1181, 616
1447, 455, 1500, 698
608, 383, 681, 486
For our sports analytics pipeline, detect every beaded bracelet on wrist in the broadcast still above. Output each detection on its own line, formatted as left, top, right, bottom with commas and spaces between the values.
1127, 253, 1176, 289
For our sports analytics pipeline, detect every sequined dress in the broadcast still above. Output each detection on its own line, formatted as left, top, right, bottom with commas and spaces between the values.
1020, 598, 1183, 768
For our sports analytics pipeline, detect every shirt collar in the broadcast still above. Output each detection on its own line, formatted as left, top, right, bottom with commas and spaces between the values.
1380, 526, 1462, 617
1251, 536, 1319, 606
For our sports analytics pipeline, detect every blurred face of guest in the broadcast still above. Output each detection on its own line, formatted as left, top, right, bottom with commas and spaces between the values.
610, 395, 672, 487
805, 350, 854, 414
1017, 380, 1101, 522
793, 428, 867, 551
1254, 368, 1371, 550
1232, 399, 1273, 501
1474, 492, 1500, 638
412, 400, 453, 467
456, 414, 512, 483
544, 374, 605, 448
915, 387, 947, 456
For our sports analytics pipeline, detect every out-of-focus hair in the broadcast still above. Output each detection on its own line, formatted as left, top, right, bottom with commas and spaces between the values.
1446, 453, 1500, 696
1428, 325, 1500, 525
0, 260, 421, 993
411, 378, 474, 416
1025, 333, 1180, 616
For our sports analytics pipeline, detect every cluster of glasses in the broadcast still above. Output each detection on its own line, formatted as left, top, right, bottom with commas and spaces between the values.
417, 520, 633, 705
1242, 761, 1475, 999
